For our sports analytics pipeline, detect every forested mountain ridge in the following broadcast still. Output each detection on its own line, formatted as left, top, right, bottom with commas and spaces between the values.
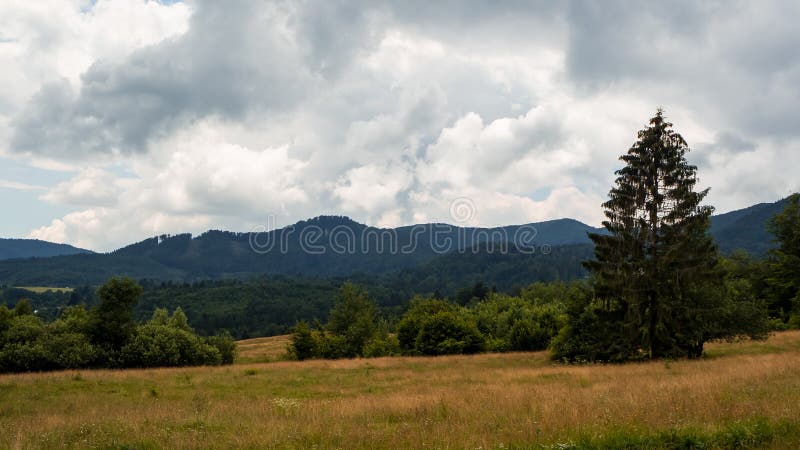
0, 238, 92, 261
710, 197, 790, 255
0, 197, 790, 286
0, 217, 600, 285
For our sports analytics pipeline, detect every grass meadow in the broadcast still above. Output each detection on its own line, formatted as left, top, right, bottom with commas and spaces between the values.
12, 287, 74, 294
1, 332, 800, 449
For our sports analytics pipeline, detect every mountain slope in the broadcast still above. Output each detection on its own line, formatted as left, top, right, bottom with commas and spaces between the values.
0, 238, 92, 261
710, 197, 789, 256
0, 216, 599, 286
0, 197, 789, 286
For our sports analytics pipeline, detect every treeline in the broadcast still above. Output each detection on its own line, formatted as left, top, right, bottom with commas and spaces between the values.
2, 243, 591, 340
0, 278, 235, 373
0, 285, 97, 322
288, 282, 583, 360
288, 253, 791, 361
136, 243, 590, 339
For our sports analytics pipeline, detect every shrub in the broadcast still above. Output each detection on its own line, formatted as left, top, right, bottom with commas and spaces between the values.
3, 314, 45, 344
288, 321, 318, 360
207, 331, 237, 364
42, 332, 96, 369
470, 294, 566, 352
550, 300, 635, 363
414, 312, 484, 356
396, 298, 456, 354
120, 324, 221, 368
316, 333, 348, 359
363, 335, 401, 358
0, 342, 49, 372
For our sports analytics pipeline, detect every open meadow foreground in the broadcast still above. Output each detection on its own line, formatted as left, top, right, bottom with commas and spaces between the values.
1, 331, 799, 449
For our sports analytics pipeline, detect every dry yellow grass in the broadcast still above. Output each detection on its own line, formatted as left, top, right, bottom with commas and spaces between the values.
1, 332, 800, 449
12, 286, 74, 293
235, 334, 291, 363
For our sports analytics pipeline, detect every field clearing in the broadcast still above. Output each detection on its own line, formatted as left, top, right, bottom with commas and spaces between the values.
1, 332, 800, 449
12, 286, 74, 293
235, 334, 291, 364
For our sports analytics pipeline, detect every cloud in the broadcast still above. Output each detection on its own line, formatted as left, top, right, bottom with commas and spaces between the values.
41, 167, 122, 206
334, 163, 414, 215
0, 179, 45, 191
566, 1, 800, 139
0, 0, 190, 151
27, 119, 312, 249
2, 0, 799, 250
8, 0, 340, 158
28, 208, 110, 250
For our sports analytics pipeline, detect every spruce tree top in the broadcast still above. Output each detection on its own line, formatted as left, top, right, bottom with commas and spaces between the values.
603, 108, 711, 235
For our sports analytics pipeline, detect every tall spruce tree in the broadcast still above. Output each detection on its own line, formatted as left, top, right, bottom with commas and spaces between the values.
585, 109, 721, 359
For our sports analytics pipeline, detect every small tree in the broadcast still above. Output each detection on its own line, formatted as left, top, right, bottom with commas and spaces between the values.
206, 331, 237, 365
89, 277, 143, 351
288, 321, 318, 360
13, 299, 34, 316
326, 283, 378, 357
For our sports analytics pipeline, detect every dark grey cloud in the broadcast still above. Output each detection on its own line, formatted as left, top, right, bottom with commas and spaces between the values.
11, 0, 800, 159
566, 1, 719, 83
11, 0, 324, 157
566, 0, 800, 138
8, 0, 570, 158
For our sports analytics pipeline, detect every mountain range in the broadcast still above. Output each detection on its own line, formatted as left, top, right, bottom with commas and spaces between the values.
0, 196, 788, 287
0, 239, 91, 261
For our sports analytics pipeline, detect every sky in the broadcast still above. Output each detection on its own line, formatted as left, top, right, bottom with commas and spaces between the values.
0, 0, 798, 252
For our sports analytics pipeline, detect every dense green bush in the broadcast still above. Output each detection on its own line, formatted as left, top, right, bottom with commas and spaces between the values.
363, 334, 401, 358
288, 283, 583, 360
550, 298, 637, 363
287, 284, 387, 360
414, 311, 484, 355
288, 321, 318, 361
396, 298, 456, 354
0, 278, 236, 373
326, 283, 379, 357
119, 309, 223, 368
470, 290, 568, 352
207, 330, 237, 364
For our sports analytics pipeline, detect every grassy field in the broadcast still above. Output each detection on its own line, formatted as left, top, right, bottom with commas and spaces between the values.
12, 286, 74, 293
235, 335, 291, 364
1, 332, 800, 449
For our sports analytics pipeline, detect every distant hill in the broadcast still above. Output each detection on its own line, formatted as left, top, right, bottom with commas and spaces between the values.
0, 196, 790, 286
710, 197, 789, 256
0, 216, 598, 286
0, 238, 92, 261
